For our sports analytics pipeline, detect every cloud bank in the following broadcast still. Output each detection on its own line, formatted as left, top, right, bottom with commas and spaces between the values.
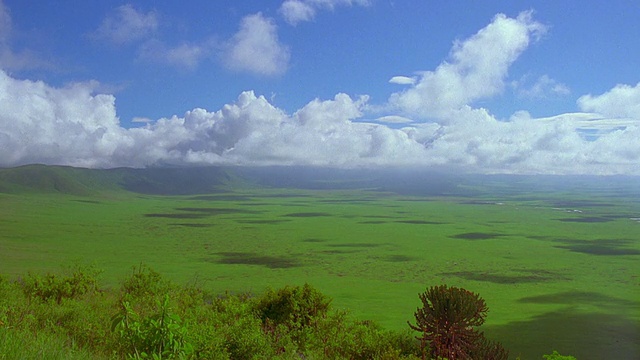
1, 11, 639, 174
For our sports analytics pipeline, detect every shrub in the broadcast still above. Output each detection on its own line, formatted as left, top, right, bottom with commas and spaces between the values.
20, 264, 101, 304
409, 284, 508, 360
255, 283, 331, 329
111, 295, 193, 359
543, 350, 577, 360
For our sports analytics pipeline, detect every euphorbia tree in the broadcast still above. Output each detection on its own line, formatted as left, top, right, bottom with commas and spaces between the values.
409, 285, 506, 360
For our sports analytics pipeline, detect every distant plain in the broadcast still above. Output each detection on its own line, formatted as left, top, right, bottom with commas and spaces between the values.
0, 166, 638, 359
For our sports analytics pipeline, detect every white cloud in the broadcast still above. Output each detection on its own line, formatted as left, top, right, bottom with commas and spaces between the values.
514, 74, 570, 98
94, 4, 159, 45
3, 8, 640, 175
0, 0, 51, 71
2, 67, 640, 174
376, 115, 414, 124
138, 39, 215, 70
224, 13, 290, 76
577, 82, 640, 120
389, 76, 416, 85
0, 0, 11, 43
389, 11, 546, 121
280, 0, 371, 25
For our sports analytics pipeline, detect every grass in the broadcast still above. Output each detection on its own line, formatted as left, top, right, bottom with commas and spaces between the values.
1, 176, 639, 359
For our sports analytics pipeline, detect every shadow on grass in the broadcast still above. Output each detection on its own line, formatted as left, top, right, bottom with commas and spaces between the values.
556, 216, 613, 223
518, 291, 640, 308
440, 269, 566, 284
484, 309, 640, 360
145, 207, 259, 219
384, 255, 417, 262
327, 243, 384, 248
235, 219, 292, 225
283, 212, 332, 217
450, 232, 504, 240
212, 252, 300, 269
395, 220, 445, 225
553, 239, 640, 256
302, 238, 326, 243
170, 223, 213, 227
189, 195, 254, 201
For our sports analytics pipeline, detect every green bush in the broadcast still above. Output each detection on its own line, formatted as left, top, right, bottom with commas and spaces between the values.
543, 350, 577, 360
111, 295, 193, 359
20, 264, 101, 304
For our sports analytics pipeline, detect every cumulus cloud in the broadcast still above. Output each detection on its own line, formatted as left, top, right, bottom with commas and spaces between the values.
280, 0, 371, 25
93, 4, 159, 45
1, 67, 640, 174
2, 9, 640, 175
389, 11, 546, 121
224, 13, 290, 76
578, 82, 640, 120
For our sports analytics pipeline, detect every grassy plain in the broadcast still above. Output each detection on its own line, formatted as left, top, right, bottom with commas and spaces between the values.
1, 175, 639, 359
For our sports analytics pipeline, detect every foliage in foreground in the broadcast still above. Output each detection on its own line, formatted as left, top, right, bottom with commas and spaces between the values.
0, 265, 576, 359
0, 264, 419, 359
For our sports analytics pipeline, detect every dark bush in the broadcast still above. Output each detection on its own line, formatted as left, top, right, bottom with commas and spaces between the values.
409, 284, 507, 360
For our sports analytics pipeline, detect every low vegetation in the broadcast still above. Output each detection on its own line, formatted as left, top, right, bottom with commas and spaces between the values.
0, 264, 576, 359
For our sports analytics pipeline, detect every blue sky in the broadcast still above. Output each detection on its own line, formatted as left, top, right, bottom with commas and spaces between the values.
1, 0, 640, 174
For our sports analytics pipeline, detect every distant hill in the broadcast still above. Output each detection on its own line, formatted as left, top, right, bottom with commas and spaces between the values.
0, 165, 237, 196
2, 164, 637, 198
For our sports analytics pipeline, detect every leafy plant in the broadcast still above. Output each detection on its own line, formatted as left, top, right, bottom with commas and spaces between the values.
111, 295, 193, 359
20, 264, 101, 304
543, 350, 577, 360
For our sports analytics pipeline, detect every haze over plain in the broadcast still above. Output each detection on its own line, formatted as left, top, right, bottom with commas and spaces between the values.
1, 1, 639, 174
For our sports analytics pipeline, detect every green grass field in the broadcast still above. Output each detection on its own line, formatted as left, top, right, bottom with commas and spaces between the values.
1, 167, 639, 359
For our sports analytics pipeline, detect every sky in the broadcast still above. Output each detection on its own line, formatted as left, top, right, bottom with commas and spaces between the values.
1, 0, 640, 174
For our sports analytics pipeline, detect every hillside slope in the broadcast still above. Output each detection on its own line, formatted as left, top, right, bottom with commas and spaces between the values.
0, 165, 236, 195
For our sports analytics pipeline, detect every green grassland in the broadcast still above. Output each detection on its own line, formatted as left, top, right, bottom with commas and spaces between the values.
0, 165, 639, 359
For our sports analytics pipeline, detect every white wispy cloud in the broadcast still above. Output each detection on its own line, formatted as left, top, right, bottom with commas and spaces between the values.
280, 0, 371, 25
0, 0, 51, 71
93, 4, 159, 45
138, 39, 216, 70
224, 13, 290, 76
388, 76, 416, 85
389, 11, 547, 121
513, 74, 570, 98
